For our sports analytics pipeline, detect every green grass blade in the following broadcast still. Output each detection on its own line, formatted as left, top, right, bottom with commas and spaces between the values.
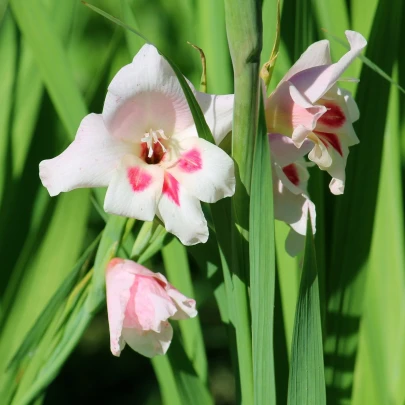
351, 73, 405, 405
0, 10, 16, 203
250, 98, 276, 404
10, 0, 88, 139
287, 221, 326, 405
326, 0, 403, 400
162, 238, 208, 383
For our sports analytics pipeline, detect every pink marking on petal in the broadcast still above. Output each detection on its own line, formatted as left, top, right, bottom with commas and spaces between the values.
282, 164, 300, 186
127, 167, 152, 192
178, 148, 203, 173
318, 102, 345, 128
163, 173, 180, 206
314, 131, 343, 156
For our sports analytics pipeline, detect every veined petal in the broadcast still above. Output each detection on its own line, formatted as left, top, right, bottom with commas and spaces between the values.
194, 92, 234, 145
289, 31, 367, 103
167, 137, 235, 203
39, 114, 130, 197
157, 173, 208, 245
104, 155, 164, 221
282, 39, 332, 82
106, 259, 135, 357
103, 44, 194, 141
166, 285, 198, 320
122, 321, 173, 358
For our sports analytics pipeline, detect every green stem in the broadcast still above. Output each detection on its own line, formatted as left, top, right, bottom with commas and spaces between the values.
223, 1, 263, 403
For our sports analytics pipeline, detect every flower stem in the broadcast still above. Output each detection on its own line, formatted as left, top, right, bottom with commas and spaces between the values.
224, 1, 263, 403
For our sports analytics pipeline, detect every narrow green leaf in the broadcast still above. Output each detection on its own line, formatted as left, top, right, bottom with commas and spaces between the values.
162, 238, 208, 383
326, 0, 403, 400
250, 98, 276, 404
86, 215, 127, 313
288, 221, 326, 405
10, 0, 88, 139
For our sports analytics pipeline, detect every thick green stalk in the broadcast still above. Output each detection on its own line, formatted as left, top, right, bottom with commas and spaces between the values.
224, 1, 263, 403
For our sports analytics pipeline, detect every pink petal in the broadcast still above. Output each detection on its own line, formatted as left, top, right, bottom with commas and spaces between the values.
121, 321, 173, 358
39, 114, 130, 196
289, 31, 367, 103
282, 39, 332, 83
124, 275, 177, 333
167, 137, 235, 203
106, 259, 136, 357
103, 44, 194, 141
157, 177, 208, 245
166, 285, 198, 320
269, 133, 313, 167
104, 155, 164, 221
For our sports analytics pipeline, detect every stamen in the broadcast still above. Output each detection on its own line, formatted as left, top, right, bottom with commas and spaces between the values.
141, 128, 167, 161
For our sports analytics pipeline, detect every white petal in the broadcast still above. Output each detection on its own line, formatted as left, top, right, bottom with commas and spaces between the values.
340, 87, 360, 122
166, 137, 235, 203
122, 321, 173, 358
289, 31, 367, 103
157, 173, 208, 245
166, 286, 198, 320
194, 92, 234, 145
104, 155, 164, 221
106, 259, 136, 357
269, 133, 313, 167
103, 44, 194, 141
282, 39, 332, 83
39, 114, 130, 196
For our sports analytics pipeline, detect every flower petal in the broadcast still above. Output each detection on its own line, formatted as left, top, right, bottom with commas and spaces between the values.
104, 155, 164, 221
166, 285, 198, 320
157, 173, 208, 245
167, 137, 235, 203
106, 258, 135, 357
122, 321, 173, 358
124, 275, 177, 333
289, 31, 366, 103
282, 39, 332, 82
103, 44, 194, 141
194, 92, 234, 145
269, 133, 313, 167
39, 114, 130, 197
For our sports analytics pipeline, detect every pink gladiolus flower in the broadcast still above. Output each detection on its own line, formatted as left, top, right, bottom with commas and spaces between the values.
39, 44, 235, 245
266, 31, 367, 195
106, 258, 197, 358
269, 133, 316, 256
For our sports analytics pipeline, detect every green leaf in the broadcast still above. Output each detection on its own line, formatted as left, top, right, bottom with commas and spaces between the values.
326, 0, 403, 400
162, 238, 208, 383
10, 0, 88, 139
250, 97, 276, 404
287, 221, 326, 405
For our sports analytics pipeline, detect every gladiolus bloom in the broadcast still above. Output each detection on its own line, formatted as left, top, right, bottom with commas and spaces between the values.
269, 133, 316, 256
39, 44, 235, 245
266, 31, 366, 194
106, 258, 197, 358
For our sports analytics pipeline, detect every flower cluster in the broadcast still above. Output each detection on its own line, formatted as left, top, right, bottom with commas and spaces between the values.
39, 32, 365, 357
266, 30, 366, 254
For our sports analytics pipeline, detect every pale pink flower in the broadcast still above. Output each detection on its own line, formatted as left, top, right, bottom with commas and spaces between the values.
266, 31, 367, 195
39, 44, 235, 245
106, 258, 197, 358
269, 133, 316, 256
